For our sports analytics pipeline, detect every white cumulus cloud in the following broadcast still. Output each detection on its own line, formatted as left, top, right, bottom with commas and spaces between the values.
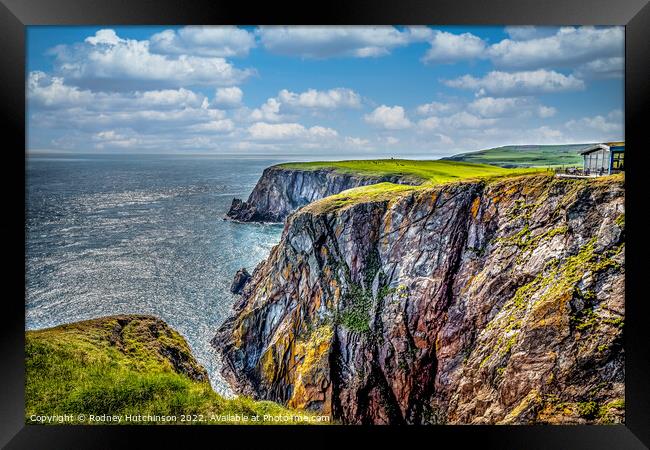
345, 136, 371, 147
444, 70, 585, 96
249, 98, 284, 122
467, 96, 555, 118
537, 105, 557, 118
364, 105, 412, 130
566, 109, 624, 136
277, 88, 361, 109
150, 26, 256, 57
503, 26, 559, 41
51, 29, 254, 90
416, 101, 456, 116
248, 122, 338, 141
28, 71, 94, 107
258, 26, 432, 58
467, 97, 526, 117
244, 87, 362, 123
213, 87, 243, 108
442, 111, 498, 129
417, 116, 441, 130
187, 119, 235, 133
85, 29, 125, 46
28, 72, 209, 111
92, 129, 139, 149
574, 57, 624, 79
488, 26, 624, 70
421, 31, 487, 64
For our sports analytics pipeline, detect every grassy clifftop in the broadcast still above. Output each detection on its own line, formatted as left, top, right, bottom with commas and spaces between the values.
278, 159, 537, 184
284, 160, 546, 214
26, 315, 323, 424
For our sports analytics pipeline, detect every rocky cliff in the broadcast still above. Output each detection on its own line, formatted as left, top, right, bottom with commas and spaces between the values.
214, 173, 625, 425
226, 165, 419, 222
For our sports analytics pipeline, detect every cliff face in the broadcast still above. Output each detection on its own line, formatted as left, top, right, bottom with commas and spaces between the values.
226, 165, 417, 222
214, 173, 625, 424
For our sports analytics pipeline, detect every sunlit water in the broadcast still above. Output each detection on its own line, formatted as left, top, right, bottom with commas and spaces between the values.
25, 153, 286, 396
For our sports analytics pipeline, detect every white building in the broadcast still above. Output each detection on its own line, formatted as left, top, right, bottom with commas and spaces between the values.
580, 142, 625, 175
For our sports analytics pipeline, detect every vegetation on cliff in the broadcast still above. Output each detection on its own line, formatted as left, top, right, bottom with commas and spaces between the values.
304, 169, 547, 214
26, 315, 322, 424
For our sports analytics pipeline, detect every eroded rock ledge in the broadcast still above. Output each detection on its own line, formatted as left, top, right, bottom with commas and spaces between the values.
214, 173, 625, 424
225, 165, 417, 222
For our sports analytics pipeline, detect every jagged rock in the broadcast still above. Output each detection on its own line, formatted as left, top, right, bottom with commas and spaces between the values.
225, 166, 418, 223
214, 173, 625, 425
230, 268, 252, 295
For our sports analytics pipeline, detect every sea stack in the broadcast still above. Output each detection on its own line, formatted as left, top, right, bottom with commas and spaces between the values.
230, 268, 252, 295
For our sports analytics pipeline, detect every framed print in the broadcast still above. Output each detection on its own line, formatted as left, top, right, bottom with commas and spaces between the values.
1, 0, 649, 448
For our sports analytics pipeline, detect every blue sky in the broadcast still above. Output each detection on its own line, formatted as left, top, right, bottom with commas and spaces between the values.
27, 26, 624, 157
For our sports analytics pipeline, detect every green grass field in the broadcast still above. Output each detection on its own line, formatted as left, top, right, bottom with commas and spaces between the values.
442, 144, 590, 168
279, 159, 546, 214
26, 315, 326, 425
278, 159, 537, 184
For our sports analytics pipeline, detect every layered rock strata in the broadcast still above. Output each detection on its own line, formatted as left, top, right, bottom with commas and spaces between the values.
215, 173, 625, 424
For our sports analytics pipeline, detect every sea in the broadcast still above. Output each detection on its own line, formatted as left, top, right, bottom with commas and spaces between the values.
25, 153, 292, 396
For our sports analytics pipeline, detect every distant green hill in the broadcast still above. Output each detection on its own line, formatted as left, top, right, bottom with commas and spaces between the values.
443, 144, 592, 168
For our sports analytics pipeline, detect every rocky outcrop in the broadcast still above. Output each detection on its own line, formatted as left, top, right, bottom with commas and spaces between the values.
226, 165, 419, 222
34, 315, 209, 382
214, 173, 625, 424
230, 268, 252, 295
26, 314, 317, 424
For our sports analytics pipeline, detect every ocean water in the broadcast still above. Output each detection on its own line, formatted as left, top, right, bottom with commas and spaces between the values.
25, 153, 286, 396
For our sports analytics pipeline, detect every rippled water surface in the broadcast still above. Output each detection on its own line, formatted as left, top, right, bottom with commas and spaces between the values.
26, 153, 286, 395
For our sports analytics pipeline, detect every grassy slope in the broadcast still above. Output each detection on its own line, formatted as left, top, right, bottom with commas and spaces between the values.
279, 159, 545, 214
442, 144, 590, 168
26, 315, 322, 424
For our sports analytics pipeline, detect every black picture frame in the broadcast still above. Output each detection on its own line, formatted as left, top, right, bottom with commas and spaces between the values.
2, 0, 649, 448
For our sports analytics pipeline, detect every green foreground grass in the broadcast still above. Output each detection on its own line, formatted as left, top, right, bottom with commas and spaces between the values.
26, 315, 327, 425
281, 159, 546, 214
